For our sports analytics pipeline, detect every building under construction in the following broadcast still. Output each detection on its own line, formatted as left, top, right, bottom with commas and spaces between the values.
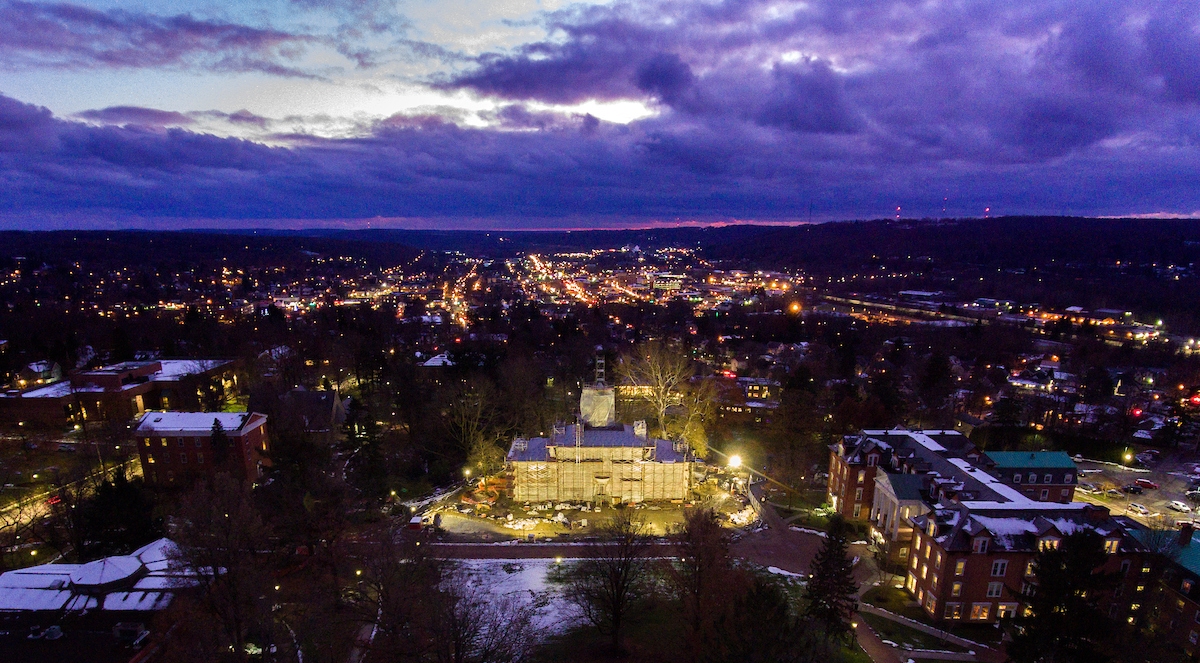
506, 385, 692, 503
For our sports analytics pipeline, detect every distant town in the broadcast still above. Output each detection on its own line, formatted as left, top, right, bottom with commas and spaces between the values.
0, 222, 1199, 663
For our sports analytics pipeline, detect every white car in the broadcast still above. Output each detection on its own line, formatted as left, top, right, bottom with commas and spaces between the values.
1128, 503, 1150, 515
1170, 501, 1192, 513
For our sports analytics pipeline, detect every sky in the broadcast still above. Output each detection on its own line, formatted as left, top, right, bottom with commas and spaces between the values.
2, 0, 1200, 229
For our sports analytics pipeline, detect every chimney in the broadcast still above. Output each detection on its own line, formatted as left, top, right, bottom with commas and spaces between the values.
1181, 522, 1195, 547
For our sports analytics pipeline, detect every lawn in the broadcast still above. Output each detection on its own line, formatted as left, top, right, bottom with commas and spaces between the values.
860, 613, 971, 653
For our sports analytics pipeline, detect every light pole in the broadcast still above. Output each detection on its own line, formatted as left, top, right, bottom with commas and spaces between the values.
729, 455, 746, 492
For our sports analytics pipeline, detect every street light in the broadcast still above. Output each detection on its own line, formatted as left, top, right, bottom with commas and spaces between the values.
464, 468, 472, 478
729, 455, 742, 469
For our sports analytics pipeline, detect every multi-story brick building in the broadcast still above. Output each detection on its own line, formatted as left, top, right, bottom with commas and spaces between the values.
2, 359, 239, 427
982, 451, 1077, 503
907, 504, 1146, 624
1147, 524, 1200, 657
134, 411, 269, 487
829, 429, 1146, 624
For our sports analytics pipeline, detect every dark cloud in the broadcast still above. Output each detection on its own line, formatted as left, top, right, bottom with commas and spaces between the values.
76, 106, 194, 127
0, 1, 319, 76
7, 0, 1200, 226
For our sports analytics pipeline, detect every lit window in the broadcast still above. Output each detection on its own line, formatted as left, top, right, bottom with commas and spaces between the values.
1026, 561, 1036, 576
936, 551, 943, 567
945, 603, 962, 619
921, 564, 928, 579
1039, 538, 1060, 551
952, 582, 962, 597
971, 603, 991, 620
956, 560, 966, 576
858, 470, 866, 484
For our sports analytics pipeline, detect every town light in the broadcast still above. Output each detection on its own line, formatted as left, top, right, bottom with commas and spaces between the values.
729, 455, 742, 469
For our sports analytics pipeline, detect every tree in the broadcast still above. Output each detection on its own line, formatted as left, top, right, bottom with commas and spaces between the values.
710, 576, 836, 663
669, 508, 735, 658
803, 514, 858, 642
211, 418, 232, 471
170, 473, 275, 662
563, 510, 651, 652
73, 472, 161, 558
620, 342, 694, 437
353, 529, 540, 663
1008, 530, 1117, 663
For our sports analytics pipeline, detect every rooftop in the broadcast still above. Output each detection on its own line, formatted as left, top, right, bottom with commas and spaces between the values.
985, 451, 1077, 469
136, 411, 264, 434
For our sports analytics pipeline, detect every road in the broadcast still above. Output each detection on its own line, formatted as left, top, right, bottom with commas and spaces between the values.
0, 457, 139, 532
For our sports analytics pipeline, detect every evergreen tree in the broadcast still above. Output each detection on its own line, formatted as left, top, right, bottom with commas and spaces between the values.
803, 514, 858, 642
211, 418, 232, 471
1008, 530, 1116, 663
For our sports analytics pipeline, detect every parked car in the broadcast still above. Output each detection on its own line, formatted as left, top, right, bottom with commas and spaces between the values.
1135, 478, 1159, 490
1128, 502, 1150, 515
1169, 500, 1192, 513
1107, 488, 1125, 498
1078, 483, 1098, 494
1122, 484, 1144, 494
1187, 490, 1200, 504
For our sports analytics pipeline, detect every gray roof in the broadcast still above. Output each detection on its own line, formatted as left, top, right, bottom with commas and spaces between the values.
507, 424, 688, 463
885, 473, 926, 501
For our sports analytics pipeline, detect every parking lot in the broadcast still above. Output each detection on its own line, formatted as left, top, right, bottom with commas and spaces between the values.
1073, 449, 1200, 526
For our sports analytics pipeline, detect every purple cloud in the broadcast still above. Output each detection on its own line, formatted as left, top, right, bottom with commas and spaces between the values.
0, 1, 319, 76
7, 0, 1200, 227
76, 106, 194, 127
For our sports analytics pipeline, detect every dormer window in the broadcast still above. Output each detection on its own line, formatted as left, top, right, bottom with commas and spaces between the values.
1043, 473, 1052, 484
1013, 474, 1022, 484
1028, 472, 1037, 483
927, 520, 936, 537
973, 537, 989, 554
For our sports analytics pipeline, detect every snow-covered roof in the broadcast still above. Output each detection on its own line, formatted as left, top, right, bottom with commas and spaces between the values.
136, 411, 265, 435
0, 538, 198, 614
422, 353, 454, 367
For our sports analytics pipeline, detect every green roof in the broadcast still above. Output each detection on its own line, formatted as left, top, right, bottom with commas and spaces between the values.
985, 451, 1076, 469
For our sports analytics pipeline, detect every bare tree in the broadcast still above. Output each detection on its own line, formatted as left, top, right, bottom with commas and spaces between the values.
563, 510, 651, 652
667, 508, 738, 661
619, 342, 695, 437
444, 378, 505, 474
170, 473, 275, 662
352, 528, 540, 663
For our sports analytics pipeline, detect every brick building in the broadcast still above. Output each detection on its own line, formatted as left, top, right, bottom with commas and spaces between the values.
829, 429, 1146, 624
2, 359, 238, 428
134, 411, 269, 487
907, 504, 1146, 624
982, 451, 1077, 503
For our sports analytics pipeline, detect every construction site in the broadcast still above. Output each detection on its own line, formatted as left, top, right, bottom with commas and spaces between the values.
506, 384, 693, 504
